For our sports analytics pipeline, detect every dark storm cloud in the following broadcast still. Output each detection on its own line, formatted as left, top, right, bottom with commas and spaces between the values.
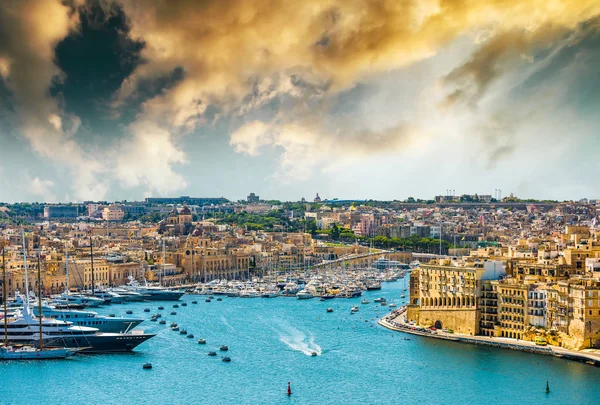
52, 0, 144, 138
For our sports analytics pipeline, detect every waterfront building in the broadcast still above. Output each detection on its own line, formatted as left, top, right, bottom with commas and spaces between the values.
407, 260, 484, 334
528, 288, 547, 327
496, 279, 529, 339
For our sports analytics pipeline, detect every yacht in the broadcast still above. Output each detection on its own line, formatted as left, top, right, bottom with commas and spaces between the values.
2, 307, 155, 353
260, 290, 279, 298
50, 293, 104, 308
107, 287, 146, 302
124, 278, 184, 301
296, 290, 313, 300
239, 289, 261, 298
86, 290, 126, 305
35, 306, 143, 333
0, 345, 78, 360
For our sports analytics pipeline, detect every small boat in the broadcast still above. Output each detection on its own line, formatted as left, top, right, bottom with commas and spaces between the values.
180, 330, 187, 335
158, 306, 164, 310
198, 339, 206, 344
361, 299, 370, 305
373, 298, 385, 303
208, 351, 217, 356
220, 345, 228, 351
311, 352, 317, 357
400, 294, 406, 299
320, 294, 336, 300
173, 304, 179, 308
144, 308, 150, 312
170, 322, 178, 328
159, 320, 166, 325
0, 345, 78, 360
170, 311, 177, 315
296, 290, 313, 300
381, 302, 387, 307
181, 303, 187, 307
191, 301, 198, 304
172, 326, 180, 331
187, 334, 194, 338
126, 310, 133, 315
143, 362, 152, 369
216, 298, 222, 301
326, 308, 334, 313
351, 306, 359, 313
389, 303, 397, 308
222, 356, 231, 362
205, 299, 211, 303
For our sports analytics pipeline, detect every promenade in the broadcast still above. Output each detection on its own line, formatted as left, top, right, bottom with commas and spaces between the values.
379, 307, 600, 367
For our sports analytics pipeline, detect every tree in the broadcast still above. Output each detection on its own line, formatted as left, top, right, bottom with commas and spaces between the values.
308, 220, 318, 236
330, 223, 340, 239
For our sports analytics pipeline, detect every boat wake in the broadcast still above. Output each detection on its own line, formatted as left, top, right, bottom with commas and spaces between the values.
275, 322, 322, 356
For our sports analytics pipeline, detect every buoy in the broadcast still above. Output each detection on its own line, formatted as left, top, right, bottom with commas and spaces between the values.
287, 382, 292, 396
143, 363, 152, 369
546, 381, 550, 394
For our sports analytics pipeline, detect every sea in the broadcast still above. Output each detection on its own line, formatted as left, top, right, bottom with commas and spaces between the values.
1, 281, 599, 405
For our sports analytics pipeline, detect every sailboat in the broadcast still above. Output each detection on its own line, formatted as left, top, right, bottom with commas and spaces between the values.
1, 234, 77, 360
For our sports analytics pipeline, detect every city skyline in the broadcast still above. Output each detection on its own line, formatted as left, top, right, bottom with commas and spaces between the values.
1, 1, 600, 203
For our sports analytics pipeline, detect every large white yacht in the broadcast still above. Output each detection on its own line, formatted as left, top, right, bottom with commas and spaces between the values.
124, 277, 184, 301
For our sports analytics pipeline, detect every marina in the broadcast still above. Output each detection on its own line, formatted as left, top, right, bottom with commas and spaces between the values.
1, 281, 599, 404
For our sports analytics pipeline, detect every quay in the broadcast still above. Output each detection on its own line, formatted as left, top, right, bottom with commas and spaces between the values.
379, 307, 600, 367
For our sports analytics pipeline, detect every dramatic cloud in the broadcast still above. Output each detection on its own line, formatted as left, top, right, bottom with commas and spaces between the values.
0, 0, 108, 200
1, 0, 600, 201
114, 0, 600, 183
30, 177, 57, 202
230, 119, 419, 181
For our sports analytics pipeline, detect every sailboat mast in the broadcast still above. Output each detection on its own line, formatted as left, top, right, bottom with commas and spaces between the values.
37, 255, 43, 350
22, 229, 29, 307
3, 249, 8, 347
89, 235, 95, 294
162, 238, 166, 287
65, 242, 69, 296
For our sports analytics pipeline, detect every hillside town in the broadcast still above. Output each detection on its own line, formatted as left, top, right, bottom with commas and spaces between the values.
1, 193, 600, 352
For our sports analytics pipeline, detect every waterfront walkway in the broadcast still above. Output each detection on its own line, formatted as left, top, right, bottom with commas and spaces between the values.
379, 307, 600, 366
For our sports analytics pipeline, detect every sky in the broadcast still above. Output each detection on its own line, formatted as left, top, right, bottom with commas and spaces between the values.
0, 0, 599, 203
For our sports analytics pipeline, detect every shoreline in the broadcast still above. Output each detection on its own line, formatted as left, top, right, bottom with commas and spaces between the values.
379, 307, 600, 367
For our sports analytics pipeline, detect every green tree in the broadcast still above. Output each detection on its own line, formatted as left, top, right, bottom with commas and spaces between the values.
330, 223, 340, 239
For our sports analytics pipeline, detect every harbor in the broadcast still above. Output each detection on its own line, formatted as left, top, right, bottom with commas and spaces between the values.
1, 280, 599, 404
380, 307, 600, 367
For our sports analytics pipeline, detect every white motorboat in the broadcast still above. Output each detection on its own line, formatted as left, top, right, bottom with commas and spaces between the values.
296, 290, 313, 300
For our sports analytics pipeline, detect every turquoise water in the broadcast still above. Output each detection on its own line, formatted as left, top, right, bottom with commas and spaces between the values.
1, 281, 599, 405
